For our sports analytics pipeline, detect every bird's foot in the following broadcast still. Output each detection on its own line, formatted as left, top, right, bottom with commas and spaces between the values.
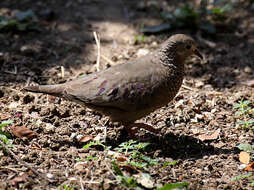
124, 123, 159, 139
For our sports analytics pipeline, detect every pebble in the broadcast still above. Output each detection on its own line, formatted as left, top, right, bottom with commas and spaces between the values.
137, 48, 149, 57
244, 66, 252, 73
195, 81, 204, 88
194, 168, 202, 175
45, 123, 55, 132
46, 173, 54, 179
238, 164, 247, 170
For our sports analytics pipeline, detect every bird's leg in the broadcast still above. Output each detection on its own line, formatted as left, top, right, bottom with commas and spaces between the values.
124, 123, 159, 139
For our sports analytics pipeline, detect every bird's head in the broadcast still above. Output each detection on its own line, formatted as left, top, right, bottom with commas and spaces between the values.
160, 34, 203, 63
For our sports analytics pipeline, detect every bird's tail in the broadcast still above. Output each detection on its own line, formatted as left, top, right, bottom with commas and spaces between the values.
23, 84, 65, 97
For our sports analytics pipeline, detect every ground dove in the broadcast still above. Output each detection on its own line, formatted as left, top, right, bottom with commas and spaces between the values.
24, 34, 203, 137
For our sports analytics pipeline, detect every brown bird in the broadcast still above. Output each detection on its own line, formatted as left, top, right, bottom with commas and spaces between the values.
24, 34, 203, 137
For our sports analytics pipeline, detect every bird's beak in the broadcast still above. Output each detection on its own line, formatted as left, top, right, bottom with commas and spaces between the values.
194, 49, 203, 60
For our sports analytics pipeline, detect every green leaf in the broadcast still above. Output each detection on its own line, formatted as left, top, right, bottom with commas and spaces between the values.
120, 176, 138, 188
15, 10, 36, 22
112, 161, 123, 176
0, 120, 13, 129
129, 161, 147, 169
163, 160, 179, 168
0, 134, 9, 144
232, 173, 252, 181
158, 182, 189, 190
83, 141, 106, 150
237, 143, 254, 153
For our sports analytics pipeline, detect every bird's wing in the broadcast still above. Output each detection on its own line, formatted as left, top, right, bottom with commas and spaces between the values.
63, 53, 167, 111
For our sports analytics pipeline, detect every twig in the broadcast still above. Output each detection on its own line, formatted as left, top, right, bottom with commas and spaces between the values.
181, 84, 194, 91
80, 177, 85, 190
61, 66, 65, 78
0, 140, 53, 183
93, 31, 101, 72
104, 160, 116, 179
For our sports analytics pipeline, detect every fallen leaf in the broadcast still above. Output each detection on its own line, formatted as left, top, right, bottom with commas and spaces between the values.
0, 114, 11, 120
245, 162, 254, 171
78, 135, 94, 143
239, 151, 250, 164
10, 125, 38, 139
47, 95, 56, 103
117, 156, 128, 162
11, 172, 28, 186
136, 173, 154, 189
198, 128, 220, 141
121, 165, 138, 174
242, 79, 254, 87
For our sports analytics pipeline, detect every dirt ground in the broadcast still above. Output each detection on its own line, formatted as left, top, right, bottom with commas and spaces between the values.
0, 0, 254, 189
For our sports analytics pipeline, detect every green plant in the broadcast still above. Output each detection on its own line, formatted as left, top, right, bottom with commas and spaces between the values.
232, 173, 253, 181
233, 100, 254, 129
74, 157, 83, 162
158, 182, 189, 190
114, 140, 158, 169
83, 140, 110, 150
163, 160, 179, 168
0, 120, 13, 147
235, 143, 254, 186
62, 184, 74, 190
0, 10, 38, 32
134, 35, 146, 43
112, 161, 138, 188
143, 0, 235, 34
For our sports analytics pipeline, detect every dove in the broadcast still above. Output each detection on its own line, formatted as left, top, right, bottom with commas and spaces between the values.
24, 34, 203, 137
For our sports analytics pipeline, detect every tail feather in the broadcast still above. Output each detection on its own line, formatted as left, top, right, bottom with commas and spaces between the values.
23, 84, 65, 97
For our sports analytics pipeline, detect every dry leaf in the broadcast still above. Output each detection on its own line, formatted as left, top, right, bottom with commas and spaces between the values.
239, 151, 250, 164
245, 162, 254, 171
121, 165, 138, 173
198, 128, 221, 141
0, 113, 11, 120
117, 156, 128, 162
78, 135, 94, 143
136, 173, 154, 189
11, 125, 38, 139
11, 172, 28, 186
242, 79, 254, 87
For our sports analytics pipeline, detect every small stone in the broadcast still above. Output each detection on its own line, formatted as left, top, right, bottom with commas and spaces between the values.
244, 66, 252, 73
45, 123, 55, 132
238, 164, 247, 170
195, 81, 204, 88
137, 48, 149, 57
20, 45, 34, 55
195, 168, 202, 175
46, 173, 54, 179
8, 102, 20, 109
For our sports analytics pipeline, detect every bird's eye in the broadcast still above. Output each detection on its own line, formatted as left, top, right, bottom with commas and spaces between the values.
186, 44, 191, 49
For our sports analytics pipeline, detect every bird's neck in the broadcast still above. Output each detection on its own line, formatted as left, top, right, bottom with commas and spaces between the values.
159, 46, 185, 74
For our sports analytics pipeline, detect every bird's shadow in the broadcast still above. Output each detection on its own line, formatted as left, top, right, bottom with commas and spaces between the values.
105, 131, 238, 161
